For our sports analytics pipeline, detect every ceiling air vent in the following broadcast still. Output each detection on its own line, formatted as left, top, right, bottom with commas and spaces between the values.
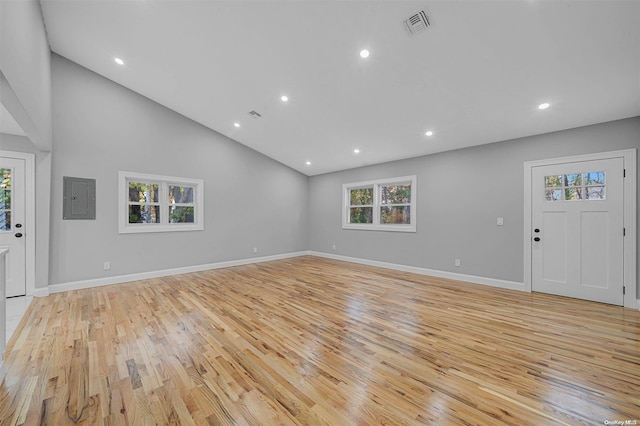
248, 110, 262, 119
404, 10, 430, 36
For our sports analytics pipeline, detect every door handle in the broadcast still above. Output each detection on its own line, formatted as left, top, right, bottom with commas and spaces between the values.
15, 232, 23, 238
533, 237, 540, 242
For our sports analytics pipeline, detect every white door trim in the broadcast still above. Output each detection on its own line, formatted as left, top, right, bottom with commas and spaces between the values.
524, 149, 637, 309
0, 150, 35, 297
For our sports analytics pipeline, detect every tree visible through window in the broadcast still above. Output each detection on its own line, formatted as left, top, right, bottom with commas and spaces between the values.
0, 168, 11, 231
343, 176, 416, 232
348, 187, 373, 223
119, 171, 203, 233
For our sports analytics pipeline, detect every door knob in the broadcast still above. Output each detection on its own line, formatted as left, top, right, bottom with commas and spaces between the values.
533, 237, 540, 242
15, 232, 23, 238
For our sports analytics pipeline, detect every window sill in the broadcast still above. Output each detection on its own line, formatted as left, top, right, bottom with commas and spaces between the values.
342, 224, 416, 233
118, 223, 204, 234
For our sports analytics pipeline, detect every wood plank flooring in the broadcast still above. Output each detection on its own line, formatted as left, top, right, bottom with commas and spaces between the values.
1, 256, 639, 425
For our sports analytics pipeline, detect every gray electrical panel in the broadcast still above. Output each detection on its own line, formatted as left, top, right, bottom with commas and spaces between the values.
63, 176, 96, 220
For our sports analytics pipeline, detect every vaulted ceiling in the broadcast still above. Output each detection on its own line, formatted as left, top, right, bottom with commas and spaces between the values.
38, 0, 640, 175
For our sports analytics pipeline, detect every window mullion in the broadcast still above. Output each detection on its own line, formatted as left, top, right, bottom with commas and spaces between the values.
373, 183, 380, 226
161, 181, 168, 226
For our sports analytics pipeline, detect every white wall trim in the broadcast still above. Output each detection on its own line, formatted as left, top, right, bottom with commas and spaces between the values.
523, 149, 637, 309
0, 150, 36, 297
48, 251, 310, 294
309, 251, 525, 292
32, 287, 50, 297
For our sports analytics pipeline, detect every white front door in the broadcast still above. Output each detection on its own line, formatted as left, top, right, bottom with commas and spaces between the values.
531, 158, 624, 305
0, 157, 26, 297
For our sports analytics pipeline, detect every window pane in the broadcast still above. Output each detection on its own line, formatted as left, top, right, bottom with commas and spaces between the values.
545, 189, 562, 201
1, 168, 11, 189
128, 182, 159, 203
350, 188, 373, 206
0, 172, 11, 231
564, 174, 582, 187
169, 185, 194, 204
545, 175, 562, 187
565, 188, 582, 200
380, 206, 411, 224
0, 190, 10, 209
169, 206, 194, 223
349, 207, 373, 223
380, 185, 411, 205
128, 205, 160, 223
585, 171, 605, 185
586, 186, 606, 200
0, 210, 10, 231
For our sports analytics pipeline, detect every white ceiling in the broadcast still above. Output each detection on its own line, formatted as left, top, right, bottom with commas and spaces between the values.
0, 102, 27, 137
39, 0, 640, 176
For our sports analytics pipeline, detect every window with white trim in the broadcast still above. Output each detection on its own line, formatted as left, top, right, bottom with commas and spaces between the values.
343, 175, 416, 232
118, 171, 204, 233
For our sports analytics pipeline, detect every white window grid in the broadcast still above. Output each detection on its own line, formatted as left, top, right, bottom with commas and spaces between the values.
119, 171, 204, 233
343, 175, 417, 232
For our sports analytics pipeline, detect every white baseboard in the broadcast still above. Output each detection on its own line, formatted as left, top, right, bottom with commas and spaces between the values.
48, 251, 310, 294
32, 287, 50, 297
309, 251, 526, 292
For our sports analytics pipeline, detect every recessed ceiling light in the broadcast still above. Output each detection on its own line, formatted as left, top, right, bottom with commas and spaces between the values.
354, 149, 360, 154
538, 102, 550, 110
233, 122, 240, 128
114, 57, 124, 65
359, 49, 370, 59
281, 95, 289, 102
425, 131, 434, 137
306, 161, 311, 165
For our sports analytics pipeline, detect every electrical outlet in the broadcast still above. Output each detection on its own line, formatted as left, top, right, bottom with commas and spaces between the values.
332, 244, 336, 250
497, 217, 504, 226
455, 259, 461, 267
103, 261, 111, 270
253, 247, 258, 253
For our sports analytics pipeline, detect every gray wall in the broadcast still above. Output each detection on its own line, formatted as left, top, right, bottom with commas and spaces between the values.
0, 0, 52, 151
50, 54, 309, 285
309, 117, 640, 293
0, 134, 51, 289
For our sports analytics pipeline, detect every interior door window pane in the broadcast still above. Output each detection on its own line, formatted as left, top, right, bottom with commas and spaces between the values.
0, 168, 12, 231
564, 174, 582, 187
585, 171, 605, 185
565, 188, 583, 200
586, 186, 606, 200
545, 189, 562, 201
545, 175, 562, 187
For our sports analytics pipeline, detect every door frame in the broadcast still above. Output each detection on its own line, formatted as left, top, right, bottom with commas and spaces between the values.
524, 149, 637, 309
0, 150, 35, 297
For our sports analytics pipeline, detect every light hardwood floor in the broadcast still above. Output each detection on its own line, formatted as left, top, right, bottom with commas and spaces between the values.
1, 256, 639, 425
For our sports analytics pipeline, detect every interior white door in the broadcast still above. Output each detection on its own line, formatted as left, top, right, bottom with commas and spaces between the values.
0, 157, 26, 297
531, 158, 624, 305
